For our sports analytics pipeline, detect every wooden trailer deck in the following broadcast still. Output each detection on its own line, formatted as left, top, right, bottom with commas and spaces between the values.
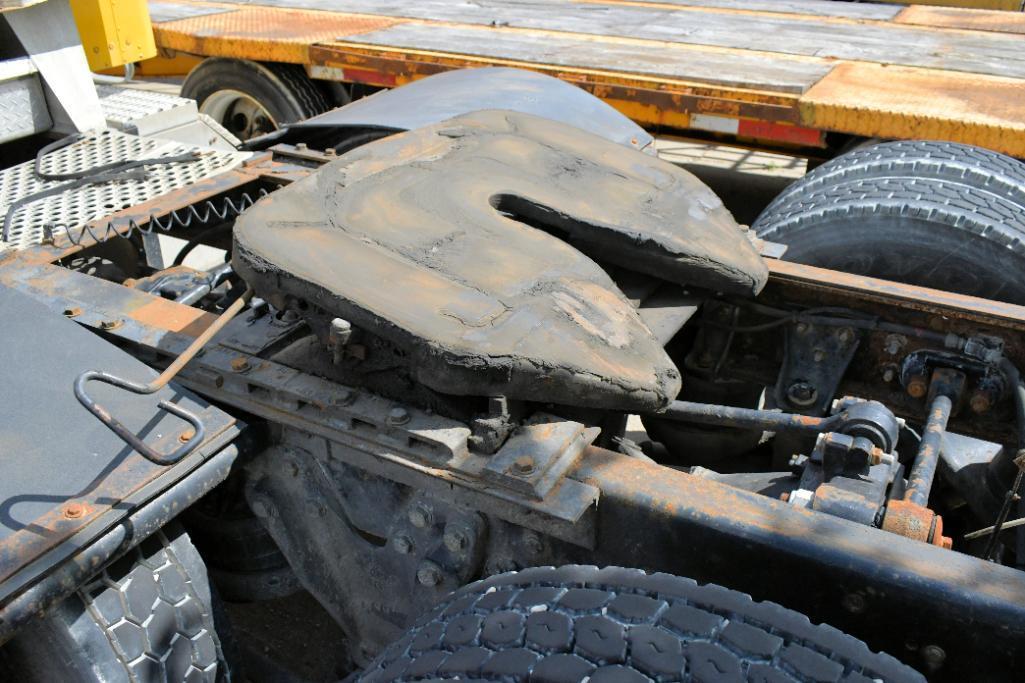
148, 0, 1025, 156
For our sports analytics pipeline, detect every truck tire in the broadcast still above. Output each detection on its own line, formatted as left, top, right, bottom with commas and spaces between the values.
182, 58, 333, 140
752, 140, 1025, 305
358, 565, 923, 683
0, 525, 234, 682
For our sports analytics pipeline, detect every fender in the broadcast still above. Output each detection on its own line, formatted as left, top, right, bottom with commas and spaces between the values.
265, 67, 654, 153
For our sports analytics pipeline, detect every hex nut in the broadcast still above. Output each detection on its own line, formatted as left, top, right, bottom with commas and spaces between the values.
842, 592, 866, 614
786, 381, 818, 407
416, 560, 443, 587
906, 375, 928, 399
512, 455, 536, 476
522, 532, 544, 556
921, 644, 946, 671
443, 525, 469, 553
969, 389, 993, 414
63, 503, 85, 519
387, 407, 410, 426
408, 504, 433, 528
392, 535, 413, 555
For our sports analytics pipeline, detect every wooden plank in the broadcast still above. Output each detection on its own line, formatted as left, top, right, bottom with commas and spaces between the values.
881, 0, 1023, 9
572, 0, 903, 20
153, 7, 400, 63
896, 4, 1025, 33
194, 0, 1025, 79
800, 61, 1025, 156
337, 23, 832, 94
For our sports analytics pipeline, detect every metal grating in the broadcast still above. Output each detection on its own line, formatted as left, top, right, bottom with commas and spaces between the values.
0, 129, 248, 250
97, 84, 195, 123
0, 58, 51, 144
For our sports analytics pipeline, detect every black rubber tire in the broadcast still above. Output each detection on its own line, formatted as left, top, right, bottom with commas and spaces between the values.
753, 140, 1025, 305
0, 525, 234, 682
181, 58, 332, 136
358, 565, 923, 683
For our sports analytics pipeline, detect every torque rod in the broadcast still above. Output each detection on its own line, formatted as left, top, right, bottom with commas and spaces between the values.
74, 288, 254, 465
654, 400, 844, 434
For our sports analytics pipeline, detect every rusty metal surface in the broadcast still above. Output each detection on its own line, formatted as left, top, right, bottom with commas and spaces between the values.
148, 0, 1025, 155
0, 284, 238, 601
309, 43, 807, 128
572, 446, 1025, 681
800, 61, 1025, 158
766, 258, 1025, 332
234, 110, 764, 410
881, 498, 952, 548
154, 6, 399, 63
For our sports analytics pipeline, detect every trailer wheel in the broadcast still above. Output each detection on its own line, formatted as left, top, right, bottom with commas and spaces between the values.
0, 525, 235, 682
753, 140, 1025, 305
182, 58, 334, 140
358, 565, 923, 683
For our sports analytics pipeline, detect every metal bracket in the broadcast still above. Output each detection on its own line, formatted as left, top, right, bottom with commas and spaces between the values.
482, 416, 600, 500
776, 321, 860, 414
74, 370, 206, 465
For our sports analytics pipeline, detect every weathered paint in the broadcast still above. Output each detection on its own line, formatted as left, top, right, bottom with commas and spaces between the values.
896, 4, 1025, 34
154, 7, 399, 64
800, 62, 1025, 158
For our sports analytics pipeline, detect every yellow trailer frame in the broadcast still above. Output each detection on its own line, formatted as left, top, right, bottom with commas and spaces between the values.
148, 0, 1025, 157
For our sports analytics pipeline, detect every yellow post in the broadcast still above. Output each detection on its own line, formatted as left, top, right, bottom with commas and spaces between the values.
69, 0, 157, 71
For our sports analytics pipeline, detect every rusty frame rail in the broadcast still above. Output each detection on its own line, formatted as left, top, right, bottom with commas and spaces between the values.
5, 256, 1025, 679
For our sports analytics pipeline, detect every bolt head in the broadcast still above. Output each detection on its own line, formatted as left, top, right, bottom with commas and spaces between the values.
920, 644, 946, 670
392, 535, 413, 554
416, 560, 443, 587
842, 592, 866, 614
387, 407, 410, 425
63, 503, 85, 519
230, 356, 251, 373
408, 504, 432, 528
786, 381, 818, 407
512, 455, 536, 476
907, 376, 928, 399
969, 390, 992, 414
443, 525, 469, 552
523, 532, 544, 556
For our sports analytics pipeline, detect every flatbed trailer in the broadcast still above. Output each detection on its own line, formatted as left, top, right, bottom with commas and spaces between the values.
148, 0, 1025, 157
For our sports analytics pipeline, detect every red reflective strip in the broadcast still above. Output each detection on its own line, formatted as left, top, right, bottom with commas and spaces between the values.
737, 119, 824, 147
341, 68, 397, 87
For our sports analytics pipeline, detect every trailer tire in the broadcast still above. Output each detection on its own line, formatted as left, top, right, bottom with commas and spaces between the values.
182, 58, 333, 140
358, 565, 924, 683
753, 140, 1025, 304
0, 525, 235, 682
